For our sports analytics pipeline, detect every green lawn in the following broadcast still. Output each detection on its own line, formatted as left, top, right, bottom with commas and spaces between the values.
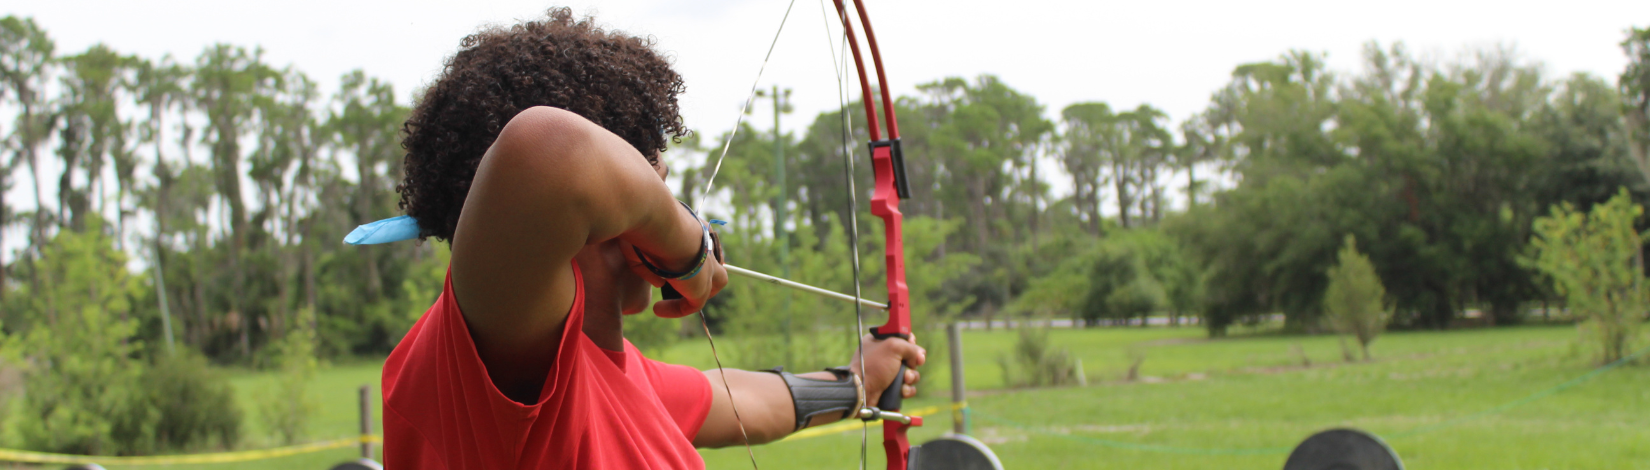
98, 324, 1650, 469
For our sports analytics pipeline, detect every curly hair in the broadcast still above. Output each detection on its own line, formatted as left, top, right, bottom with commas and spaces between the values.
398, 7, 689, 241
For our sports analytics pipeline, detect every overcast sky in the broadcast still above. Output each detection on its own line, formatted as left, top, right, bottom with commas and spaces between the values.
4, 0, 1649, 262
11, 0, 1649, 138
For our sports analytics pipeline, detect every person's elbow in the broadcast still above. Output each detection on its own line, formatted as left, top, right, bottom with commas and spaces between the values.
486, 106, 600, 175
472, 106, 610, 216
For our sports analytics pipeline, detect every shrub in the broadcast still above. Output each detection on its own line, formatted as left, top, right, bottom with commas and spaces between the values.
4, 220, 246, 455
256, 308, 319, 445
8, 221, 158, 455
1125, 346, 1147, 381
998, 327, 1077, 387
1322, 235, 1390, 361
145, 351, 242, 450
1014, 230, 1191, 327
1528, 189, 1646, 364
395, 242, 451, 346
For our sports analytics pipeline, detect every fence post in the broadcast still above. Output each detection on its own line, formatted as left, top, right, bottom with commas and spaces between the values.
947, 322, 967, 435
359, 384, 373, 460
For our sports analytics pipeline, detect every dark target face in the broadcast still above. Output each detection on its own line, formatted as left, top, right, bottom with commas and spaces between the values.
910, 435, 1004, 470
1283, 429, 1404, 470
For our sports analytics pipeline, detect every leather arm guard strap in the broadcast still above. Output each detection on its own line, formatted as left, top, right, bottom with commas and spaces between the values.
764, 367, 864, 432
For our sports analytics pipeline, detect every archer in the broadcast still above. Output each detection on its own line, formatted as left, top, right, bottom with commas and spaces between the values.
375, 8, 925, 469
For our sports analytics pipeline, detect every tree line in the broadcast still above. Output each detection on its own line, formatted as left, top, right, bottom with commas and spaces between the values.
2, 16, 427, 365
3, 17, 1649, 370
2, 13, 1649, 454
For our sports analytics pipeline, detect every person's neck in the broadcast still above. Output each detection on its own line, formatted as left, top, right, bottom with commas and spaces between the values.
573, 247, 628, 352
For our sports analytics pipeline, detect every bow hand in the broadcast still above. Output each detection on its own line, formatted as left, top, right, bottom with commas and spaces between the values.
852, 333, 926, 409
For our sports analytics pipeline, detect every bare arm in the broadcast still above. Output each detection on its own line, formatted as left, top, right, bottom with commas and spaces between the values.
450, 106, 723, 404
693, 335, 926, 448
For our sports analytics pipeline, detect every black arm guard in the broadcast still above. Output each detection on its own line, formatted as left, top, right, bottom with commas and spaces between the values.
765, 367, 864, 432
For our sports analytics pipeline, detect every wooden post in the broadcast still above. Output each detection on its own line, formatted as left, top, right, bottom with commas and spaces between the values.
947, 322, 967, 435
359, 384, 373, 459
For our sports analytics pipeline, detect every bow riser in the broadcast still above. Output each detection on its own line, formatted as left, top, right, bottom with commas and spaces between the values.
882, 420, 913, 470
869, 142, 911, 337
870, 140, 916, 470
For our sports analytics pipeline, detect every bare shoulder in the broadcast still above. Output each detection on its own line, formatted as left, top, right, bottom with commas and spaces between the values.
486, 107, 595, 163
505, 105, 590, 134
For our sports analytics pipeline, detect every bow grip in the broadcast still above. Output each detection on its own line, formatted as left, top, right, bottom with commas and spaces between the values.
877, 363, 906, 412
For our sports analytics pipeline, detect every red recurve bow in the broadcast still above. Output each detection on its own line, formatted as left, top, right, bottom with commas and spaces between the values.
829, 0, 922, 468
696, 1, 922, 467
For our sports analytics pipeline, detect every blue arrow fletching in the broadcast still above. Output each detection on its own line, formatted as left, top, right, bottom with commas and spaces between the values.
344, 215, 421, 245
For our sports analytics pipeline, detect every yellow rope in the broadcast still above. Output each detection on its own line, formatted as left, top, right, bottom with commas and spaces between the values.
781, 402, 966, 442
0, 402, 968, 464
0, 435, 380, 465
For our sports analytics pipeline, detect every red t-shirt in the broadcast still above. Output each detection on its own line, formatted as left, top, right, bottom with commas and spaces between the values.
382, 263, 712, 469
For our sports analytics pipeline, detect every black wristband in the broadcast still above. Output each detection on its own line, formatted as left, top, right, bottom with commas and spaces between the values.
634, 201, 712, 280
765, 367, 864, 432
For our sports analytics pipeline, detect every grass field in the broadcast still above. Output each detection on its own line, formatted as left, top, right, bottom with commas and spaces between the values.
95, 323, 1650, 469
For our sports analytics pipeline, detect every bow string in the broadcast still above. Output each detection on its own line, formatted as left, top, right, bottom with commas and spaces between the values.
695, 0, 920, 469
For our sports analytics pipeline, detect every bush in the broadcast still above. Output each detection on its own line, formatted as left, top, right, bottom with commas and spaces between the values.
1322, 235, 1390, 361
396, 242, 451, 346
256, 307, 319, 445
1528, 189, 1647, 364
1015, 230, 1193, 327
998, 327, 1077, 387
3, 220, 246, 455
1125, 346, 1147, 381
145, 351, 242, 450
8, 221, 158, 455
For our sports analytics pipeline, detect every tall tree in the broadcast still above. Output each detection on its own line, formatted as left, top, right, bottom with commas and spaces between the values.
1622, 27, 1650, 183
910, 75, 1050, 313
132, 55, 191, 346
792, 102, 869, 240
327, 70, 406, 302
1174, 113, 1226, 208
57, 44, 139, 233
1212, 51, 1340, 183
1534, 73, 1636, 206
1173, 43, 1602, 332
1059, 102, 1171, 229
1058, 102, 1113, 235
0, 16, 57, 301
251, 68, 322, 335
191, 43, 278, 358
1106, 105, 1171, 227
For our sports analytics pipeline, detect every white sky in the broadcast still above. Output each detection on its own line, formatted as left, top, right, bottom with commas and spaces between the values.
4, 0, 1649, 263
11, 0, 1648, 139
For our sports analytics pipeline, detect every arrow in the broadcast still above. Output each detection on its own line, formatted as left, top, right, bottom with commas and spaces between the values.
723, 265, 890, 311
